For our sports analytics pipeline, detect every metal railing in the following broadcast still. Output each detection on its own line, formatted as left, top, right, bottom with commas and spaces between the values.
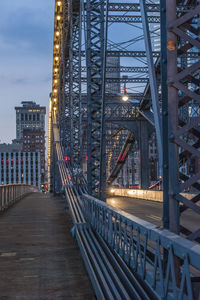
82, 194, 200, 300
52, 115, 200, 299
0, 184, 36, 212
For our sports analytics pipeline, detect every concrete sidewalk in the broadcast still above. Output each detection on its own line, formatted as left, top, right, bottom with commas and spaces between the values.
0, 192, 94, 300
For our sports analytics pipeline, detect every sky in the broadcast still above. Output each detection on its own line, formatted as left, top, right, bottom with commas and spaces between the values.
0, 1, 54, 143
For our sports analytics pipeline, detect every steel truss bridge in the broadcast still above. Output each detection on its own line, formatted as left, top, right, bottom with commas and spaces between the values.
48, 0, 200, 299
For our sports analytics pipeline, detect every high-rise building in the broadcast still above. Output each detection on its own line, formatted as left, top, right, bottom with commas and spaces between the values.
15, 101, 46, 142
23, 129, 45, 183
106, 57, 120, 94
15, 101, 46, 185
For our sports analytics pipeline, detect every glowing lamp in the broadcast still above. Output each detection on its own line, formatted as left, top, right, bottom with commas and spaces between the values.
122, 95, 129, 102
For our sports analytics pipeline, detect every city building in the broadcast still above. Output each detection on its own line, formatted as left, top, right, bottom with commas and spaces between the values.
23, 129, 45, 182
15, 101, 46, 184
15, 101, 46, 142
0, 151, 41, 188
106, 56, 120, 94
0, 143, 22, 152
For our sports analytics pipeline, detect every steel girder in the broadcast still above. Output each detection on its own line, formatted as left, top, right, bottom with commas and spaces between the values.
92, 3, 160, 13
68, 0, 82, 167
81, 50, 198, 58
103, 2, 193, 13
81, 77, 151, 83
59, 0, 70, 153
81, 102, 139, 122
139, 0, 163, 177
165, 1, 200, 241
81, 66, 149, 73
85, 0, 107, 197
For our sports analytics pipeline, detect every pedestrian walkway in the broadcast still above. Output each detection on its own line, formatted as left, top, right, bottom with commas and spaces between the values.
0, 192, 95, 300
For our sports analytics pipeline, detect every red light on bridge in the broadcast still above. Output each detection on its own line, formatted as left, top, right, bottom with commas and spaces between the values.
64, 156, 70, 162
85, 155, 88, 161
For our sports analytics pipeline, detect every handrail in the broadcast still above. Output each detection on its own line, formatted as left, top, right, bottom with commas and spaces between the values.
53, 110, 200, 299
0, 184, 36, 212
82, 193, 200, 300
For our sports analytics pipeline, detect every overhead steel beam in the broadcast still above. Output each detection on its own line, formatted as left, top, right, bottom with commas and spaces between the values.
91, 3, 160, 12
81, 77, 150, 83
81, 66, 149, 73
81, 50, 198, 58
96, 2, 192, 13
108, 15, 160, 23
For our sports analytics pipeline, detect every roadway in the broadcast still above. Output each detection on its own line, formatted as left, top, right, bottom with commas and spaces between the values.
107, 196, 200, 234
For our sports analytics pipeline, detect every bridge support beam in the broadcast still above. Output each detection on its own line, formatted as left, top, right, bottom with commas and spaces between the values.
139, 120, 149, 189
85, 0, 107, 197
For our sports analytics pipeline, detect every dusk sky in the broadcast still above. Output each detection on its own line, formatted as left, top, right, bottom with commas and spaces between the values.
0, 1, 54, 143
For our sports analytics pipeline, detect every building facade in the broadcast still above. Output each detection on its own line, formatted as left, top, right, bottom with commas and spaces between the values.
0, 143, 22, 153
0, 152, 41, 188
106, 56, 120, 94
15, 101, 46, 142
23, 129, 45, 182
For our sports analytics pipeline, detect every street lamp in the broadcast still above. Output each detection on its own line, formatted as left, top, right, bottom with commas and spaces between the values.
121, 76, 129, 102
122, 93, 129, 102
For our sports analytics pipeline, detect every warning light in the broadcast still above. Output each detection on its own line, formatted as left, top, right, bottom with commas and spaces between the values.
85, 155, 88, 161
167, 40, 176, 51
64, 156, 70, 162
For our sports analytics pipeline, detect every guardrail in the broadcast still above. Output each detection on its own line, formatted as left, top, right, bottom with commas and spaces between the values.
109, 187, 197, 203
53, 116, 200, 299
82, 193, 200, 300
0, 184, 36, 212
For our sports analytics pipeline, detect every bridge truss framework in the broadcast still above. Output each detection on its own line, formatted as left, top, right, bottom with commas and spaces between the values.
48, 1, 200, 297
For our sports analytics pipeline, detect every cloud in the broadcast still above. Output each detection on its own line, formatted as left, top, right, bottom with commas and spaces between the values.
0, 1, 54, 143
0, 1, 54, 56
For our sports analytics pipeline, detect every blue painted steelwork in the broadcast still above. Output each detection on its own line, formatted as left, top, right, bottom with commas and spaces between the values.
49, 1, 200, 298
82, 193, 200, 299
52, 109, 200, 299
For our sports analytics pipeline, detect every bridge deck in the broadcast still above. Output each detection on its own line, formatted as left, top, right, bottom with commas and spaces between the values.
107, 196, 200, 233
0, 192, 94, 300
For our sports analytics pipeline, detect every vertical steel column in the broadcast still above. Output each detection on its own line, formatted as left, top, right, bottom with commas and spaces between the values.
69, 0, 82, 168
139, 0, 163, 177
160, 0, 169, 229
139, 120, 149, 189
99, 0, 109, 201
57, 0, 70, 155
86, 0, 106, 196
167, 0, 179, 235
167, 1, 200, 239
